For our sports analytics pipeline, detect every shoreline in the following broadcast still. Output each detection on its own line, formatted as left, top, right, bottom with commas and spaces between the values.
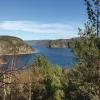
0, 49, 38, 56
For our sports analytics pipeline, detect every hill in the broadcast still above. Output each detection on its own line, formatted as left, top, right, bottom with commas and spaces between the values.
0, 36, 34, 55
26, 38, 78, 48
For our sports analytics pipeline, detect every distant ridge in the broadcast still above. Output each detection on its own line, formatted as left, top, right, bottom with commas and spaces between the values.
26, 38, 78, 48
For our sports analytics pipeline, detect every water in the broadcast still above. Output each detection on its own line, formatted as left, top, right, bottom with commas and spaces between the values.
0, 45, 76, 69
33, 45, 76, 67
0, 54, 36, 69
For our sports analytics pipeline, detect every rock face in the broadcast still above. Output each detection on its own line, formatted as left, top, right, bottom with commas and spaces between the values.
26, 39, 76, 48
0, 36, 34, 55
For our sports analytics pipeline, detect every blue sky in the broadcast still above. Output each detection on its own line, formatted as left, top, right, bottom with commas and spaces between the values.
0, 0, 87, 40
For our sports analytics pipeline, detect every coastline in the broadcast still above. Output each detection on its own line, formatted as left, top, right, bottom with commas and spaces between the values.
0, 48, 38, 56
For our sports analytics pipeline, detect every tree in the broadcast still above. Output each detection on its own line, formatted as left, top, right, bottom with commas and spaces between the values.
84, 0, 100, 93
31, 55, 65, 100
84, 0, 100, 38
72, 0, 100, 99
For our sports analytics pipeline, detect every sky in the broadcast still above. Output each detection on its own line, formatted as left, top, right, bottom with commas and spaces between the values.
0, 0, 87, 40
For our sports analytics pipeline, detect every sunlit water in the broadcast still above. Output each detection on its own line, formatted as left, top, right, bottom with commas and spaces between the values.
0, 45, 77, 69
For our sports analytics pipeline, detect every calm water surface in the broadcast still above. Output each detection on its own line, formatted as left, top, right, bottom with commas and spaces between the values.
0, 45, 76, 68
33, 45, 76, 67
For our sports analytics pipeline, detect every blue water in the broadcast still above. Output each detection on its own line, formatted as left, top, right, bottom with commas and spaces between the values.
0, 45, 76, 69
32, 45, 76, 67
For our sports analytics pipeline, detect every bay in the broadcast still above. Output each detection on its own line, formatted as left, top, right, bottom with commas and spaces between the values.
0, 44, 76, 69
33, 45, 76, 67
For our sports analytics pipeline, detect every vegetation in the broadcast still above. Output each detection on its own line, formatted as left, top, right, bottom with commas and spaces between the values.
0, 52, 99, 100
0, 36, 34, 55
0, 0, 100, 100
26, 38, 76, 48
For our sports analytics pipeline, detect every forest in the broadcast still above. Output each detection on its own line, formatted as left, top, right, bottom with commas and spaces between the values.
0, 0, 100, 100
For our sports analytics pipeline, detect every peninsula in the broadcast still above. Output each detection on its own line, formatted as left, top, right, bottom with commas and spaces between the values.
0, 36, 35, 55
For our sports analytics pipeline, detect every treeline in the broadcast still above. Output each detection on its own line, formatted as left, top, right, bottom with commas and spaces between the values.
0, 36, 34, 55
0, 54, 100, 100
29, 53, 100, 100
26, 38, 77, 48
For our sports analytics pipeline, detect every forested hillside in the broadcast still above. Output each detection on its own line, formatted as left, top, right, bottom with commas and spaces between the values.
0, 36, 34, 55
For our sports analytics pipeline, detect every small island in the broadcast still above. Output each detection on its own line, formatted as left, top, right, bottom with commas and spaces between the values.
0, 36, 35, 55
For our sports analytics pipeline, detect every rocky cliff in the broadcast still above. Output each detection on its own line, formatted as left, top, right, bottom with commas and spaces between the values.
26, 38, 77, 48
0, 36, 34, 55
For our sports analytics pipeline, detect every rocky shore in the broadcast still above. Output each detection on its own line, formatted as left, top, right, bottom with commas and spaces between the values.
26, 38, 77, 48
0, 36, 35, 55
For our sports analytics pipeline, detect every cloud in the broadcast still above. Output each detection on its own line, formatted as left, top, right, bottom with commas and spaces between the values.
0, 21, 79, 34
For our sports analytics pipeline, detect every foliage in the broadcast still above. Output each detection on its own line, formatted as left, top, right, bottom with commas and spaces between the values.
32, 55, 51, 68
72, 0, 100, 99
66, 64, 99, 100
74, 23, 99, 68
84, 0, 100, 28
31, 55, 66, 100
31, 54, 100, 100
0, 0, 100, 100
0, 36, 34, 54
